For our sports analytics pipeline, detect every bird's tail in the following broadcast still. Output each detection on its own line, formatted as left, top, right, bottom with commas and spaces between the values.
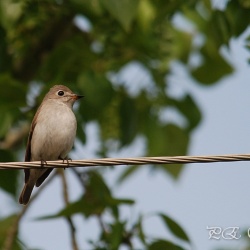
19, 182, 34, 205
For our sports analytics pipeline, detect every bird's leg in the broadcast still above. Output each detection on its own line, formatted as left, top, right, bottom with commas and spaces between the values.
59, 156, 72, 169
40, 160, 47, 167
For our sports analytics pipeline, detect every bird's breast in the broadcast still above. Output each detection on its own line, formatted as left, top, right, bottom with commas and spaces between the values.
31, 103, 77, 161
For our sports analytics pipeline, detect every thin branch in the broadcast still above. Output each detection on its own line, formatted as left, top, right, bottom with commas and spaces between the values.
58, 169, 79, 250
3, 172, 57, 250
71, 169, 111, 243
70, 168, 87, 189
97, 215, 109, 235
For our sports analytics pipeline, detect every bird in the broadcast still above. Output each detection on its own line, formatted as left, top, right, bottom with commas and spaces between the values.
19, 85, 83, 205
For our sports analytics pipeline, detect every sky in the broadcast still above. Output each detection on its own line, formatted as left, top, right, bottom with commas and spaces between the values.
2, 4, 250, 250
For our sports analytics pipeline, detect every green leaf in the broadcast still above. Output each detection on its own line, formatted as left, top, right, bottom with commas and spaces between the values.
109, 221, 125, 249
116, 165, 139, 184
37, 171, 134, 220
168, 94, 202, 132
146, 121, 189, 156
137, 0, 156, 31
0, 150, 18, 196
0, 111, 13, 137
146, 121, 189, 179
148, 239, 185, 250
158, 213, 190, 243
225, 1, 250, 37
191, 43, 233, 84
100, 0, 139, 31
118, 94, 138, 146
0, 214, 22, 250
211, 11, 231, 46
136, 214, 147, 245
117, 104, 191, 184
61, 171, 114, 217
100, 221, 126, 249
0, 169, 19, 197
75, 113, 86, 144
51, 195, 134, 219
0, 26, 11, 72
172, 29, 193, 64
70, 0, 104, 16
78, 72, 115, 121
0, 74, 26, 106
0, 74, 26, 137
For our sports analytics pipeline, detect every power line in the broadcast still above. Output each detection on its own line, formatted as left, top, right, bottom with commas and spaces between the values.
1, 153, 250, 170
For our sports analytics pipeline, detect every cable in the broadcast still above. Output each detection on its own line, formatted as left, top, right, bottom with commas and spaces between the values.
1, 153, 250, 170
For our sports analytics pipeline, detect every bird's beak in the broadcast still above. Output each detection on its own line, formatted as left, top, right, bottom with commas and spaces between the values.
72, 94, 84, 100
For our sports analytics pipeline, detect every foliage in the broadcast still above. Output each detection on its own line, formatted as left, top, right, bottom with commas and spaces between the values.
0, 0, 249, 249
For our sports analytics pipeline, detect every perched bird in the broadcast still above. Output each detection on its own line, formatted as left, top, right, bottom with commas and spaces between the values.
19, 85, 83, 205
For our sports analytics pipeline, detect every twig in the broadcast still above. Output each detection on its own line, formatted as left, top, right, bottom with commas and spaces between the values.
70, 169, 110, 244
97, 215, 108, 234
70, 168, 86, 189
58, 169, 79, 250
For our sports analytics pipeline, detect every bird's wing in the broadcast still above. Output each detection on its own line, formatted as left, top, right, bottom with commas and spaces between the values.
24, 108, 40, 183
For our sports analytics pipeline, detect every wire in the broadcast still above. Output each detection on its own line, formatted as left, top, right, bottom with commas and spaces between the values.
1, 153, 250, 170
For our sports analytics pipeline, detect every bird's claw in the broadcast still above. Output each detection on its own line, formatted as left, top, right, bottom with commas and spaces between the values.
59, 157, 72, 170
40, 160, 47, 167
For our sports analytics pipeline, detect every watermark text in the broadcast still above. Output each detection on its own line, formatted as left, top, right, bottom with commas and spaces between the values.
207, 226, 242, 240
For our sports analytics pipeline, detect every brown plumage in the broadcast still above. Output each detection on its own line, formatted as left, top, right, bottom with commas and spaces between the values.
19, 85, 83, 205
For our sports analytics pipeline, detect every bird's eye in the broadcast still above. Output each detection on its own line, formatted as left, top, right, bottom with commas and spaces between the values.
57, 90, 64, 96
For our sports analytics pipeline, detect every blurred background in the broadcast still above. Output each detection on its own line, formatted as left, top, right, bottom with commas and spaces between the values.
0, 0, 250, 249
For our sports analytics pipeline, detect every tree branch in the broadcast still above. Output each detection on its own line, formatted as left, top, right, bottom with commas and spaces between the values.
58, 169, 79, 250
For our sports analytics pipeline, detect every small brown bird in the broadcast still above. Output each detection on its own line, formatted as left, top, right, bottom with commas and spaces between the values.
19, 85, 83, 205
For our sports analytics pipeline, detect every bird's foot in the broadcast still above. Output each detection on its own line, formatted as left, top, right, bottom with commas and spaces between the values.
59, 157, 72, 169
40, 160, 47, 167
